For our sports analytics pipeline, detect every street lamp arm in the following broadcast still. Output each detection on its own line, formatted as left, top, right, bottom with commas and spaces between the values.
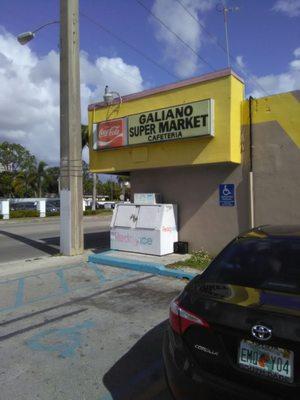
32, 20, 60, 34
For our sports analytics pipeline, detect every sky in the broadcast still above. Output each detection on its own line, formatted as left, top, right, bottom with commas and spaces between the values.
0, 0, 299, 168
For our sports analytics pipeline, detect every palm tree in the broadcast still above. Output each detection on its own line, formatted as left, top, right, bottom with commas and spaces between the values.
37, 161, 47, 197
81, 124, 89, 149
13, 169, 37, 197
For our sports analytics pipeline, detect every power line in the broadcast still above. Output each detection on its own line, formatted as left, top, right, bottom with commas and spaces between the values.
174, 0, 269, 96
80, 12, 180, 82
175, 0, 226, 51
135, 0, 216, 72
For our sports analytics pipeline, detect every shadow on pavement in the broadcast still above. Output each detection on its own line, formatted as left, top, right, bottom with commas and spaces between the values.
0, 230, 110, 256
103, 320, 173, 400
0, 229, 58, 256
41, 231, 110, 253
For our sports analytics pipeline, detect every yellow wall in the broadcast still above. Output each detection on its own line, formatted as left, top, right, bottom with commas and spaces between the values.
89, 73, 244, 173
242, 91, 300, 148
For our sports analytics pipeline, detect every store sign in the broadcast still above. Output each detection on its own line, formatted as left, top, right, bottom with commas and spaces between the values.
94, 99, 214, 150
96, 118, 127, 149
127, 99, 214, 145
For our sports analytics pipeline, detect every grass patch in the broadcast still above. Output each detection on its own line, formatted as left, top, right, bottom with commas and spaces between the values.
83, 209, 113, 216
168, 250, 213, 272
46, 211, 60, 217
10, 210, 40, 218
0, 209, 113, 220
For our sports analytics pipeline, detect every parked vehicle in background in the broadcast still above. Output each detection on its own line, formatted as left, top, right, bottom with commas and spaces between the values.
163, 225, 300, 400
97, 201, 116, 209
46, 200, 60, 213
10, 202, 36, 211
103, 202, 115, 209
46, 203, 59, 213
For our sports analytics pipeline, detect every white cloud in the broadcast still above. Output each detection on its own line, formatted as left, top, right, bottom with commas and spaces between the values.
294, 47, 300, 57
236, 55, 245, 69
273, 0, 300, 17
248, 47, 300, 97
151, 0, 216, 78
0, 28, 144, 165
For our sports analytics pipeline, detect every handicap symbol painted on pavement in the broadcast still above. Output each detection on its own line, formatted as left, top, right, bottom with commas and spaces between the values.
26, 320, 95, 358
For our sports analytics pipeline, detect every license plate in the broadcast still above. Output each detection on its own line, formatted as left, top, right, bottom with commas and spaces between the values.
238, 339, 294, 383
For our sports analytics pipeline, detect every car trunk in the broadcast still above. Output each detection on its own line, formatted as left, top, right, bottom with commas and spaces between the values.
179, 281, 300, 397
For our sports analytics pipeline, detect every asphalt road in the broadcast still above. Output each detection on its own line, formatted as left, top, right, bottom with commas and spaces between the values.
0, 216, 111, 264
0, 258, 186, 400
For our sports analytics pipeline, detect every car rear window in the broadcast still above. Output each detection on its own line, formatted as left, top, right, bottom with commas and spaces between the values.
203, 238, 300, 294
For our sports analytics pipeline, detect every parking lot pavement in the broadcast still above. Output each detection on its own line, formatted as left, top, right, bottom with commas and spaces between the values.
0, 260, 186, 400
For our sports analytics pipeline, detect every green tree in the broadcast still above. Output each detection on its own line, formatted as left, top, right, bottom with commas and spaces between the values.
44, 167, 60, 195
102, 180, 121, 200
81, 124, 89, 149
0, 171, 15, 197
0, 141, 36, 172
13, 168, 37, 197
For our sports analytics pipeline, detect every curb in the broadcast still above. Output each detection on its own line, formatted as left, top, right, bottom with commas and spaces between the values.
88, 252, 197, 280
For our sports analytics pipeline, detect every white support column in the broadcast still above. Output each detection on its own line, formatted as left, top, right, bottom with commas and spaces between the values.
38, 200, 46, 218
83, 200, 86, 212
0, 200, 10, 220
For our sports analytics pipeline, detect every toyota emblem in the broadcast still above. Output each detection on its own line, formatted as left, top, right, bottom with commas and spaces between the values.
251, 325, 272, 341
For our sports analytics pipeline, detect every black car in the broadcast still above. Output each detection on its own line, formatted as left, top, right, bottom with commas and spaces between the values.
163, 225, 300, 400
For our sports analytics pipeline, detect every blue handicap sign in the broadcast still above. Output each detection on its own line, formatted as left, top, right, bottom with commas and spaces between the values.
219, 184, 235, 207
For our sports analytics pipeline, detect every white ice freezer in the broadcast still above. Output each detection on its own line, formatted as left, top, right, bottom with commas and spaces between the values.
110, 203, 178, 255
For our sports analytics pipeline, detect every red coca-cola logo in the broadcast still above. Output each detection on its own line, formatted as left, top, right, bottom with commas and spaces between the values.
97, 118, 126, 149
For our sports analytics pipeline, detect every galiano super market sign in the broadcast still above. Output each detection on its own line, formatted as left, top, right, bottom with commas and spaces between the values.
94, 99, 214, 150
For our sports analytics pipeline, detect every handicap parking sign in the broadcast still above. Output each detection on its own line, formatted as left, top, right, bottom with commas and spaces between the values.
219, 184, 235, 207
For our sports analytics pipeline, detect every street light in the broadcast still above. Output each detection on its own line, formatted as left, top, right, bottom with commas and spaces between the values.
17, 0, 83, 256
103, 85, 122, 105
17, 21, 59, 45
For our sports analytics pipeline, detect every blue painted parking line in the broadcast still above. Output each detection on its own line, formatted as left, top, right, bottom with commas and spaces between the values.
0, 263, 141, 314
14, 278, 25, 308
88, 262, 108, 284
56, 270, 70, 293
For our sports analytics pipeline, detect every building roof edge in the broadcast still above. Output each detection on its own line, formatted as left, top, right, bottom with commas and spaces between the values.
88, 68, 244, 111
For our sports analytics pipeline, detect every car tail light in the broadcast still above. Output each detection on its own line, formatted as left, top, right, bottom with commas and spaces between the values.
169, 298, 210, 335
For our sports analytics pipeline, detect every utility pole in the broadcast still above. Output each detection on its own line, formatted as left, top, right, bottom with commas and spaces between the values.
60, 0, 83, 255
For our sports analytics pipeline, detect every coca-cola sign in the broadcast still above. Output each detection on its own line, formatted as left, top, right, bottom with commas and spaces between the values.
96, 118, 127, 149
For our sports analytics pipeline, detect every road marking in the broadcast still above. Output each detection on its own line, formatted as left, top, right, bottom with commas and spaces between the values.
0, 308, 88, 342
88, 262, 108, 284
0, 274, 154, 328
56, 270, 69, 293
0, 264, 142, 314
14, 278, 25, 307
26, 319, 95, 358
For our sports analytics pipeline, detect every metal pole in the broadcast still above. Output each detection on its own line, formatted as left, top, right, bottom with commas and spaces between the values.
223, 7, 230, 68
60, 0, 83, 255
92, 173, 97, 211
249, 96, 255, 229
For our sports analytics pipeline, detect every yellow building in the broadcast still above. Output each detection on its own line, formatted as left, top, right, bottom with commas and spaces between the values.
88, 68, 300, 254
